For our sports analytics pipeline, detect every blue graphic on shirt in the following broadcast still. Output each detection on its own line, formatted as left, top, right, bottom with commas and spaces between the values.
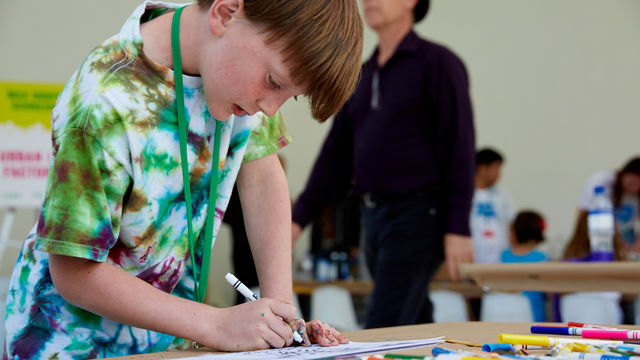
476, 202, 497, 218
615, 204, 637, 245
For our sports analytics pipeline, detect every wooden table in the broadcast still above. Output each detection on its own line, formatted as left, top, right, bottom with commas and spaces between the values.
292, 263, 483, 298
293, 279, 374, 296
459, 261, 640, 293
107, 321, 577, 359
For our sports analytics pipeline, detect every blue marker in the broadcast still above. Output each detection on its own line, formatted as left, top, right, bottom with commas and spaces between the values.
483, 343, 516, 353
530, 325, 582, 336
432, 347, 456, 356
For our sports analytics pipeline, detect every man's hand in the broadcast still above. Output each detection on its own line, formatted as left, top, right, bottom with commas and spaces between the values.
444, 233, 474, 281
292, 222, 303, 245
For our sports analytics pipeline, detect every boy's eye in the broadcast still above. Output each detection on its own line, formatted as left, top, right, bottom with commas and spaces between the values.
268, 74, 281, 90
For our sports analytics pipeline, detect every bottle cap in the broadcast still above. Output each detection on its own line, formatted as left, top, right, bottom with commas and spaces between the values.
589, 251, 614, 261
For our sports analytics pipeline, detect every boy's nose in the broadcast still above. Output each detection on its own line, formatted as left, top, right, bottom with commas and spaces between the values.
257, 95, 286, 117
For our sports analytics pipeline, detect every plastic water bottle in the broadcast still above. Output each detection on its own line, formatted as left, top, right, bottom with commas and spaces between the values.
587, 185, 615, 261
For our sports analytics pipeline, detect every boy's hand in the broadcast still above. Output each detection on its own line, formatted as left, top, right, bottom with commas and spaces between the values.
287, 319, 348, 347
207, 299, 297, 351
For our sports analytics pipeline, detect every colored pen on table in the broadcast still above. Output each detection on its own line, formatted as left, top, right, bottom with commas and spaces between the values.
581, 329, 640, 341
531, 326, 640, 342
572, 343, 607, 354
434, 355, 490, 360
568, 322, 618, 330
432, 347, 509, 360
383, 354, 431, 359
562, 352, 640, 360
531, 326, 583, 336
498, 334, 623, 348
482, 343, 544, 353
224, 272, 303, 343
616, 345, 640, 355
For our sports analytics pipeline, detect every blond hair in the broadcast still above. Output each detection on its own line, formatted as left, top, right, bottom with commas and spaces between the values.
198, 0, 363, 122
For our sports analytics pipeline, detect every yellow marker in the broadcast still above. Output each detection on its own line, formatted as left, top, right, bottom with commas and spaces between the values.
572, 343, 601, 353
498, 334, 623, 348
498, 334, 556, 347
551, 343, 574, 357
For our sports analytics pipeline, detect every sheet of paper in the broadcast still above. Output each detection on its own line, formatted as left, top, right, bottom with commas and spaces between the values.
179, 337, 444, 360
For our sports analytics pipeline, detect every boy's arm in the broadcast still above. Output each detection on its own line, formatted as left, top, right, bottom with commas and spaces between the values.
49, 253, 298, 350
236, 152, 293, 303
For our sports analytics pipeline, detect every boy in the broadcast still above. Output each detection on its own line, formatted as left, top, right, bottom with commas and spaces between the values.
3, 0, 362, 358
470, 148, 515, 264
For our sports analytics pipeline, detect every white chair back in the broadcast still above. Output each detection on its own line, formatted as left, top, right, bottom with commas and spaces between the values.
480, 292, 534, 322
310, 285, 360, 332
429, 289, 469, 322
560, 292, 622, 325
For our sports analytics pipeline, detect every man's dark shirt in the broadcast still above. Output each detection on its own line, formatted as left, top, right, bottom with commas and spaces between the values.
293, 30, 475, 236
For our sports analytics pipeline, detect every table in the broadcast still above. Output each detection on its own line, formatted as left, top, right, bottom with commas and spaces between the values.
459, 261, 640, 293
106, 321, 581, 359
293, 263, 483, 297
293, 279, 374, 296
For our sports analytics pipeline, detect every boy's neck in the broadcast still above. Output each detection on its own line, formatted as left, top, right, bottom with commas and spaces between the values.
475, 176, 491, 190
140, 4, 204, 76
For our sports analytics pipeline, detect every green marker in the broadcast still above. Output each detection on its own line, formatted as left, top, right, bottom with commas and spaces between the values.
383, 354, 428, 359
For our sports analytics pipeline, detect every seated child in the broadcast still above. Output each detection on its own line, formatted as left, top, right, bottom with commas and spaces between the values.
500, 210, 548, 322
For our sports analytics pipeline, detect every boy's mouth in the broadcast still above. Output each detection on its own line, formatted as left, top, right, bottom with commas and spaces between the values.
233, 104, 246, 116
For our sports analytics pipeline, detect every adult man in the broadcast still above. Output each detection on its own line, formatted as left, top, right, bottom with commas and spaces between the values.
292, 0, 475, 328
470, 148, 516, 264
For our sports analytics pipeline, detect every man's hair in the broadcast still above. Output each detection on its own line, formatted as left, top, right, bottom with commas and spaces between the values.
413, 0, 430, 23
512, 210, 545, 245
197, 0, 363, 122
475, 148, 504, 167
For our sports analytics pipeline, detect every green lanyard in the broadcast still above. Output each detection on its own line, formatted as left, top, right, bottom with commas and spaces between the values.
172, 6, 221, 303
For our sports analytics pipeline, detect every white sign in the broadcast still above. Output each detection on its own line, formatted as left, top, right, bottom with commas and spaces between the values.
0, 82, 62, 208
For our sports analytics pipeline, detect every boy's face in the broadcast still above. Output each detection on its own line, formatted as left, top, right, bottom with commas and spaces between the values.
200, 13, 305, 120
621, 173, 640, 194
361, 0, 416, 30
478, 161, 502, 187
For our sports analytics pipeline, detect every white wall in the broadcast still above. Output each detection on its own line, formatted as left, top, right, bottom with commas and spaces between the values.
1, 1, 639, 304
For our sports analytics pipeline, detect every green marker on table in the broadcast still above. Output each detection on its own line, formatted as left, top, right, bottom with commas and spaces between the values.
383, 353, 430, 359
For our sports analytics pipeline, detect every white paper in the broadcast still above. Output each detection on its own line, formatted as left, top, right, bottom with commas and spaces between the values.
179, 337, 443, 360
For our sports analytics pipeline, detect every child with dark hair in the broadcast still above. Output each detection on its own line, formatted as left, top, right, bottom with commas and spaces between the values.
471, 147, 515, 263
575, 156, 640, 255
500, 210, 548, 321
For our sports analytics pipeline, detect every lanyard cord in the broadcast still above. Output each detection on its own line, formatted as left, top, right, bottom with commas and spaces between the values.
171, 6, 221, 303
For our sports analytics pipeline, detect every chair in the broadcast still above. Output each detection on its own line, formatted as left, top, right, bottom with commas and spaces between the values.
248, 286, 303, 319
429, 289, 469, 322
480, 292, 534, 322
560, 292, 622, 325
310, 285, 360, 332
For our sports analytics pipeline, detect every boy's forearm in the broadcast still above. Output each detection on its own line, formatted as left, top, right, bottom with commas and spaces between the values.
49, 254, 215, 346
236, 153, 293, 304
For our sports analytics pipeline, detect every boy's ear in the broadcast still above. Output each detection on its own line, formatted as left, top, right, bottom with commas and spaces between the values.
208, 0, 244, 36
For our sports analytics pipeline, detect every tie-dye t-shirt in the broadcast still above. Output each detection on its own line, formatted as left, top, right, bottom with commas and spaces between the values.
3, 2, 291, 359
